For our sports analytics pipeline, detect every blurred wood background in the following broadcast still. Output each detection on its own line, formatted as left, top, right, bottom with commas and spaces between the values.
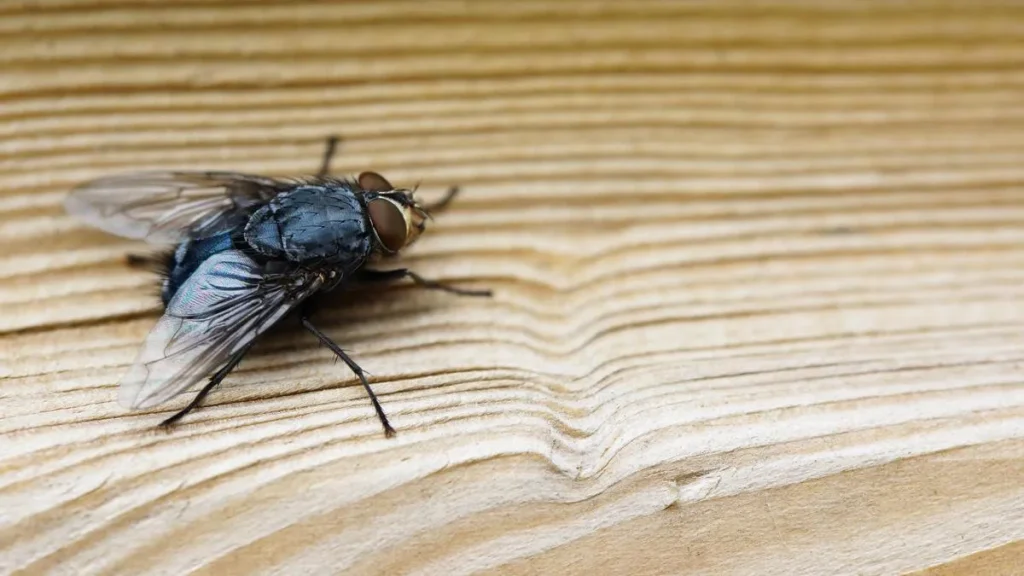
2, 1, 1023, 574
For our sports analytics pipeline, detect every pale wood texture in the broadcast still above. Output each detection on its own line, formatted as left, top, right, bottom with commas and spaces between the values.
2, 1, 1023, 574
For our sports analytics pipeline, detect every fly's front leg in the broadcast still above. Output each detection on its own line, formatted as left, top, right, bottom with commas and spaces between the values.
358, 268, 492, 297
423, 186, 459, 213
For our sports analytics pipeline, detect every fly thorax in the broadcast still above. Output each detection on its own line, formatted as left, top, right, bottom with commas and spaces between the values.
243, 201, 286, 258
243, 185, 372, 270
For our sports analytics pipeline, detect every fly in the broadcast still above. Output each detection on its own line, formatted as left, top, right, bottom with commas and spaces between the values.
65, 136, 491, 437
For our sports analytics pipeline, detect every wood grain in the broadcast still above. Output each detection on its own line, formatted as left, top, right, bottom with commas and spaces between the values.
2, 1, 1023, 574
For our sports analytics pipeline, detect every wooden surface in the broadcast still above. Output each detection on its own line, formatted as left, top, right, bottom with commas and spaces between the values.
2, 1, 1024, 574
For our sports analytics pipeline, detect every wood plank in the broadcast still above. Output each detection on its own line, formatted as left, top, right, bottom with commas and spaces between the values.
1, 1, 1022, 574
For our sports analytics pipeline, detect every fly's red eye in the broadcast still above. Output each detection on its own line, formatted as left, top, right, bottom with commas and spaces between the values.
358, 171, 393, 193
367, 198, 407, 252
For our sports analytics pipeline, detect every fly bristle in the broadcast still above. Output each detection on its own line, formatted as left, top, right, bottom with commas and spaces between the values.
301, 175, 358, 188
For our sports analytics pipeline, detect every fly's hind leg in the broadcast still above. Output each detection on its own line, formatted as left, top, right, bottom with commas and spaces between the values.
300, 312, 396, 437
126, 253, 163, 270
318, 135, 341, 177
358, 268, 492, 297
159, 341, 256, 428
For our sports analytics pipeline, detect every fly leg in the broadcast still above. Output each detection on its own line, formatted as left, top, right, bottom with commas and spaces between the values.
358, 268, 492, 297
300, 313, 396, 437
126, 253, 163, 270
423, 185, 459, 213
159, 341, 256, 428
318, 135, 341, 177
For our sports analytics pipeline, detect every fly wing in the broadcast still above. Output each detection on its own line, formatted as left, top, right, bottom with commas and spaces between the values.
118, 249, 324, 410
65, 171, 290, 243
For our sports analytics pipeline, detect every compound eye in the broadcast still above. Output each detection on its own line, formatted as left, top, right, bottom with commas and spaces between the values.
358, 171, 394, 192
367, 197, 407, 252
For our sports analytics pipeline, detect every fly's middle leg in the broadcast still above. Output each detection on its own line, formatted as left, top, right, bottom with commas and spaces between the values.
358, 268, 492, 297
318, 135, 341, 177
126, 252, 165, 270
300, 310, 396, 437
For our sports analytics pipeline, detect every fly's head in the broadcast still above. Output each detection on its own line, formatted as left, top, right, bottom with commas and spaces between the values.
365, 189, 430, 254
359, 171, 433, 256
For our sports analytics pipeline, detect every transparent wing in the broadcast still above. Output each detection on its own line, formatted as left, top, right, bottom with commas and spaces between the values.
118, 250, 324, 409
65, 171, 289, 243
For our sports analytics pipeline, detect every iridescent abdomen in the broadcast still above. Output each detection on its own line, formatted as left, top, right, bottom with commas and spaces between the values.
161, 231, 235, 305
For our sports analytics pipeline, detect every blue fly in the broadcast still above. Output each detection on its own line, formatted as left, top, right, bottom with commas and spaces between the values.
65, 137, 490, 436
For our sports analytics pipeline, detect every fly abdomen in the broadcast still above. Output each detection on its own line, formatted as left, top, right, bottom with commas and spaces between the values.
161, 231, 236, 305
